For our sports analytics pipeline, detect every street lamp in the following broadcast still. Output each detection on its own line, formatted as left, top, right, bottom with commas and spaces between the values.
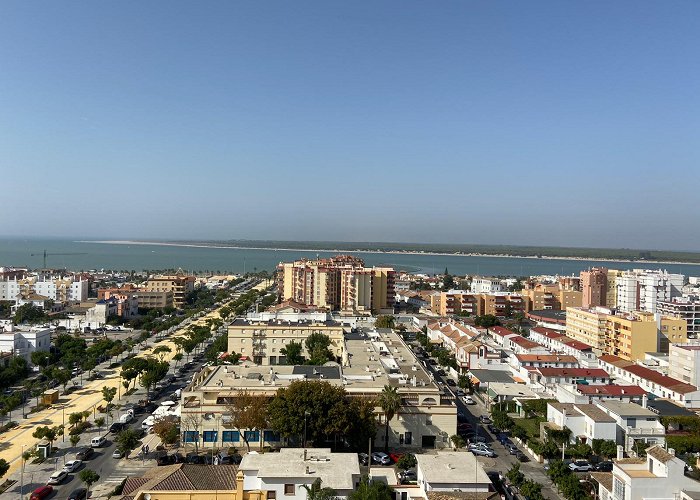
303, 411, 310, 448
20, 444, 26, 500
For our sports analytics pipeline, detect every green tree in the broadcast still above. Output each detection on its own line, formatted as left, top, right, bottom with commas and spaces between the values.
13, 304, 48, 325
102, 386, 117, 409
569, 443, 592, 459
375, 316, 396, 329
457, 375, 474, 394
349, 476, 394, 500
70, 434, 80, 448
79, 469, 100, 498
305, 333, 334, 365
173, 352, 184, 367
450, 434, 465, 450
115, 428, 142, 457
32, 425, 62, 449
280, 341, 304, 365
31, 351, 52, 369
140, 360, 169, 401
474, 315, 500, 328
558, 473, 587, 500
396, 453, 416, 470
153, 345, 172, 362
378, 385, 401, 453
0, 458, 9, 480
225, 390, 269, 451
153, 417, 179, 446
492, 411, 514, 431
302, 478, 338, 500
520, 479, 544, 500
53, 368, 73, 394
506, 462, 525, 488
591, 438, 617, 459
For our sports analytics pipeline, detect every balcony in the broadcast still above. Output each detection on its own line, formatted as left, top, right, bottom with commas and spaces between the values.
626, 426, 665, 437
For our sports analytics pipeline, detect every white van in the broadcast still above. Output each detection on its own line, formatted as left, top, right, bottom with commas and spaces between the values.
91, 435, 107, 448
119, 413, 133, 424
142, 416, 155, 430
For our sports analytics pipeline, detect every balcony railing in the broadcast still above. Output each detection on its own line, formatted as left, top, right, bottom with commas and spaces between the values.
626, 427, 665, 436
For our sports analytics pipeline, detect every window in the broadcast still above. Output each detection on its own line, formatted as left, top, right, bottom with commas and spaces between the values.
404, 432, 412, 445
284, 484, 295, 495
222, 431, 240, 443
264, 430, 280, 442
613, 478, 625, 500
268, 492, 276, 499
245, 430, 260, 442
183, 431, 199, 443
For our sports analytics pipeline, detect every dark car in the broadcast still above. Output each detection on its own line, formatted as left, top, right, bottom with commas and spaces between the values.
186, 453, 206, 464
67, 487, 88, 500
595, 461, 613, 472
76, 447, 94, 460
446, 379, 456, 387
358, 453, 369, 466
109, 422, 125, 434
157, 454, 176, 466
436, 369, 446, 376
479, 415, 492, 424
515, 451, 529, 462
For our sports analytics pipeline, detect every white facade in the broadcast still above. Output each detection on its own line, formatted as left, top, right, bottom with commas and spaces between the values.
0, 323, 51, 364
596, 400, 665, 451
240, 448, 360, 499
0, 277, 88, 303
470, 278, 503, 294
617, 270, 684, 313
668, 343, 700, 386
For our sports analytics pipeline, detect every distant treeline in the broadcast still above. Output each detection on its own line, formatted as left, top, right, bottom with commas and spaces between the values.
169, 240, 700, 264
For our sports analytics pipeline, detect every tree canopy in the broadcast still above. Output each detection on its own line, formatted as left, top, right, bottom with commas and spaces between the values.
280, 341, 304, 365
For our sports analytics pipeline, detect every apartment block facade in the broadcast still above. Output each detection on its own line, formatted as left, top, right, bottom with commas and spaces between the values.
616, 269, 684, 313
658, 297, 700, 339
580, 267, 608, 308
519, 283, 582, 312
144, 274, 195, 308
0, 275, 88, 303
566, 307, 688, 361
277, 256, 395, 313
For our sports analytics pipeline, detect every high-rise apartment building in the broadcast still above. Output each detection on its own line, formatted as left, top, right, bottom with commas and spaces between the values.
605, 269, 624, 308
659, 297, 700, 339
580, 268, 607, 308
566, 306, 688, 361
0, 275, 88, 303
277, 256, 395, 314
144, 274, 195, 308
616, 269, 684, 313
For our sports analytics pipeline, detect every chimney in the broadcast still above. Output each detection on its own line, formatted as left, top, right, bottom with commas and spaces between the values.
642, 394, 648, 409
306, 466, 310, 474
617, 445, 624, 460
669, 448, 676, 456
304, 449, 308, 461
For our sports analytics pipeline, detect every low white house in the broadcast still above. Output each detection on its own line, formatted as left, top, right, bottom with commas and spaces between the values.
239, 448, 360, 499
596, 400, 665, 451
547, 402, 617, 445
0, 322, 51, 364
416, 451, 491, 493
596, 445, 700, 500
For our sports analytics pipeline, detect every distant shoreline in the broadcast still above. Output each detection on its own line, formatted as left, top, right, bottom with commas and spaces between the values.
78, 240, 700, 268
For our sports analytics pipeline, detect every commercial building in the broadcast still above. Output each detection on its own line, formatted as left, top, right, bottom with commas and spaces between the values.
144, 274, 196, 309
227, 318, 345, 366
616, 270, 684, 314
566, 307, 688, 361
659, 297, 700, 339
240, 448, 360, 499
180, 329, 457, 451
581, 267, 608, 308
277, 256, 395, 314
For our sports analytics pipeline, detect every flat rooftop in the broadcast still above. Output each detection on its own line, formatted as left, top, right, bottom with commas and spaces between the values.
598, 401, 658, 417
230, 318, 342, 327
240, 448, 359, 491
416, 452, 490, 485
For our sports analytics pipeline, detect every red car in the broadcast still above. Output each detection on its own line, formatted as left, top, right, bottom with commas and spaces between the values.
389, 453, 404, 463
30, 485, 53, 500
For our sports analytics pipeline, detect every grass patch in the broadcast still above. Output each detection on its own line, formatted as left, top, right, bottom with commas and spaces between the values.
514, 416, 546, 439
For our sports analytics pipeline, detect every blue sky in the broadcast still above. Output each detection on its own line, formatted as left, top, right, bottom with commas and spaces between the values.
1, 1, 699, 249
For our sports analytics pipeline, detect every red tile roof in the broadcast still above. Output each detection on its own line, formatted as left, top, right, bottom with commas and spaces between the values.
516, 354, 578, 364
576, 384, 646, 396
531, 326, 564, 338
490, 326, 517, 337
536, 368, 610, 378
509, 335, 543, 350
558, 337, 593, 351
623, 364, 698, 394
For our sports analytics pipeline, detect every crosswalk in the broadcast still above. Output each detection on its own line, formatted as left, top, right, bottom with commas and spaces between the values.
101, 460, 154, 483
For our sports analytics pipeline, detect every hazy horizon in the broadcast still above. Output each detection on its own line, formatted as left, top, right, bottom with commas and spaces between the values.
2, 2, 699, 249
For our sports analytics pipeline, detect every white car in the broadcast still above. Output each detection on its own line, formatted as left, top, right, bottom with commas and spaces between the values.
63, 460, 82, 473
371, 452, 392, 465
462, 395, 475, 405
112, 449, 124, 459
568, 460, 593, 472
48, 470, 68, 485
471, 447, 496, 458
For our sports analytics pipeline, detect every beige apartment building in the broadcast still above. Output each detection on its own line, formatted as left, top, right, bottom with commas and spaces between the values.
134, 290, 174, 309
435, 291, 524, 317
605, 269, 624, 308
566, 307, 688, 361
519, 283, 582, 312
227, 318, 345, 365
144, 274, 195, 308
277, 256, 395, 314
181, 329, 457, 451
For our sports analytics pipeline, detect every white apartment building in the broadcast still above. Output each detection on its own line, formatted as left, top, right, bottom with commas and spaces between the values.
240, 448, 360, 500
596, 400, 665, 451
597, 445, 700, 500
659, 296, 700, 338
0, 322, 51, 364
616, 270, 684, 313
470, 277, 503, 294
0, 276, 88, 303
668, 343, 700, 386
547, 402, 618, 445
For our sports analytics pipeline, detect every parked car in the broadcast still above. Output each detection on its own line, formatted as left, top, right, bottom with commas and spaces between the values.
506, 444, 519, 455
389, 453, 404, 463
157, 454, 176, 466
468, 442, 492, 451
358, 453, 369, 466
371, 451, 392, 465
109, 422, 125, 434
497, 433, 512, 445
398, 469, 417, 483
462, 395, 475, 405
568, 460, 594, 472
30, 485, 53, 500
466, 434, 487, 444
63, 460, 83, 473
515, 451, 529, 462
456, 389, 465, 397
446, 379, 456, 387
457, 422, 473, 432
76, 447, 94, 460
471, 447, 497, 458
595, 461, 613, 472
67, 487, 88, 500
479, 415, 492, 424
112, 449, 124, 459
48, 470, 68, 485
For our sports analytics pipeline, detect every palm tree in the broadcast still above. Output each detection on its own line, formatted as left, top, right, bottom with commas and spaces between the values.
302, 478, 338, 500
378, 385, 401, 453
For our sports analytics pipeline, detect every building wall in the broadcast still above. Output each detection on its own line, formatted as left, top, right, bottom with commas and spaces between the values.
581, 268, 607, 309
668, 344, 700, 386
